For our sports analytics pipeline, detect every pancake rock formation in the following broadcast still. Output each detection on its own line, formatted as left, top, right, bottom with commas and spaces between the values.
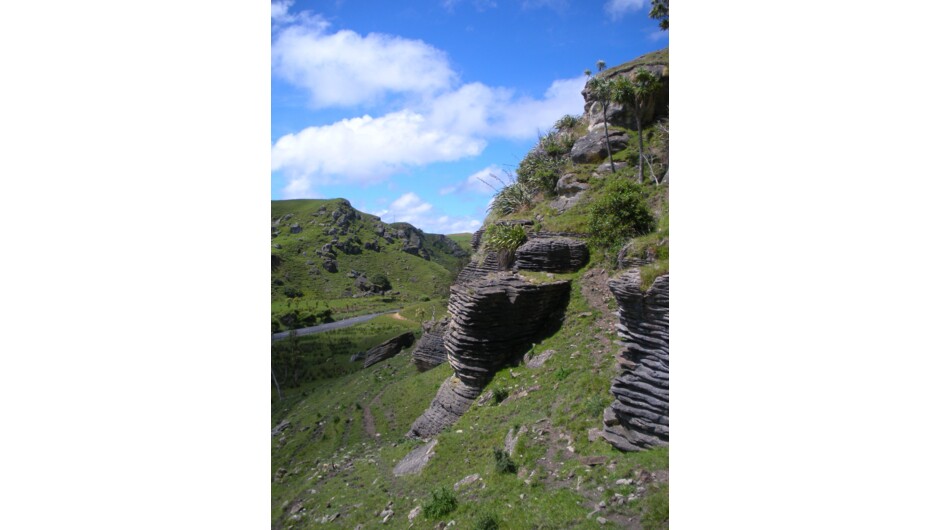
362, 331, 416, 368
412, 317, 450, 372
513, 237, 589, 273
602, 270, 669, 451
408, 274, 571, 438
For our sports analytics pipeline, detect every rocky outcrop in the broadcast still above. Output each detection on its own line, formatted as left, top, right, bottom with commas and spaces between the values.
407, 274, 571, 438
362, 332, 416, 368
570, 129, 629, 164
393, 439, 439, 476
455, 250, 503, 283
582, 49, 669, 132
445, 274, 570, 387
602, 270, 669, 452
513, 237, 589, 273
407, 376, 480, 439
412, 317, 450, 371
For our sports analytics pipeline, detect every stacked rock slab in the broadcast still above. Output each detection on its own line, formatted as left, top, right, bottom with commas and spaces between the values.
412, 317, 450, 371
446, 274, 571, 387
362, 332, 416, 368
602, 270, 669, 451
455, 251, 503, 284
408, 274, 571, 438
513, 237, 589, 273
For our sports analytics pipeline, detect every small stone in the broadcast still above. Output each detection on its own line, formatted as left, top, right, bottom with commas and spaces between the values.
616, 478, 632, 486
408, 506, 421, 522
597, 517, 608, 525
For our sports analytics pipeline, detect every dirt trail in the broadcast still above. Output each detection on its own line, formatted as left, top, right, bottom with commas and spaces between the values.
362, 383, 393, 438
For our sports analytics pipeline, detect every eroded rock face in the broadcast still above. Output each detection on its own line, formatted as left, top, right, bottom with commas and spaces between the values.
455, 251, 503, 283
362, 332, 416, 368
602, 270, 669, 452
408, 274, 571, 438
446, 274, 570, 387
570, 129, 629, 164
513, 237, 589, 273
412, 317, 450, 372
582, 51, 669, 131
407, 377, 479, 438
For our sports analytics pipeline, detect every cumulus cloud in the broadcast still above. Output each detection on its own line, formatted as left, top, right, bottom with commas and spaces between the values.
272, 110, 487, 195
272, 11, 455, 108
374, 192, 481, 234
488, 77, 586, 138
272, 2, 586, 198
604, 0, 645, 20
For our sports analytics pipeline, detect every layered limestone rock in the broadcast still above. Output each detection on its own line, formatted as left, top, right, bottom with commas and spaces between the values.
408, 274, 571, 438
362, 332, 416, 368
513, 237, 589, 273
407, 376, 480, 439
455, 250, 503, 284
412, 317, 450, 371
602, 270, 669, 452
445, 274, 571, 387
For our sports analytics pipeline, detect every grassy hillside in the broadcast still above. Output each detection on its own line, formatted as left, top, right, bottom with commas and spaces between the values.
271, 199, 469, 331
272, 269, 668, 529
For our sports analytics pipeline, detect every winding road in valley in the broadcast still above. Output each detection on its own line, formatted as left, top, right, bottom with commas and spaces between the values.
271, 309, 403, 342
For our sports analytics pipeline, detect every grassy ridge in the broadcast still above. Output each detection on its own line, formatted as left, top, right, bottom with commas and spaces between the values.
272, 199, 469, 329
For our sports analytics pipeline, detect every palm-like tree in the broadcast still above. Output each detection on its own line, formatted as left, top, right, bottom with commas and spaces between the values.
586, 60, 616, 174
649, 0, 668, 30
612, 68, 662, 183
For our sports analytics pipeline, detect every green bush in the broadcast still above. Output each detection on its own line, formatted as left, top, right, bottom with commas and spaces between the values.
588, 177, 655, 253
516, 148, 564, 196
493, 448, 517, 474
370, 273, 391, 291
423, 488, 458, 519
489, 181, 534, 215
483, 224, 527, 253
473, 512, 500, 530
282, 286, 304, 298
554, 114, 580, 130
492, 387, 509, 405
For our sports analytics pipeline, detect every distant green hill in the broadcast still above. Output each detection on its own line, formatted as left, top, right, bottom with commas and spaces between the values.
271, 199, 470, 331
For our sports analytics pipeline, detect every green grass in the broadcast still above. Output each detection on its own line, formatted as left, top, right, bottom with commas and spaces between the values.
271, 269, 669, 530
272, 199, 467, 331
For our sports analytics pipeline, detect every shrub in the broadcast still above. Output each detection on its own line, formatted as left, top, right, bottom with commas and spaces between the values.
493, 448, 517, 474
370, 272, 391, 291
473, 512, 500, 530
489, 180, 534, 215
554, 114, 580, 130
588, 177, 655, 253
282, 286, 304, 298
423, 488, 458, 519
484, 223, 528, 269
483, 224, 527, 253
516, 148, 564, 196
492, 387, 509, 405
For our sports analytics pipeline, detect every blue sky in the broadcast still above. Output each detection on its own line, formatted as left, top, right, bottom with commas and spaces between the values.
271, 0, 668, 234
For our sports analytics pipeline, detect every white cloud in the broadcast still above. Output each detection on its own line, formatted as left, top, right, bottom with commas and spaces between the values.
271, 3, 587, 198
488, 77, 586, 138
272, 13, 455, 108
522, 0, 568, 12
604, 0, 644, 20
373, 192, 481, 234
272, 110, 487, 196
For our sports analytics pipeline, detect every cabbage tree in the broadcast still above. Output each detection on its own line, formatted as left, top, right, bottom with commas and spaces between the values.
612, 69, 662, 183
